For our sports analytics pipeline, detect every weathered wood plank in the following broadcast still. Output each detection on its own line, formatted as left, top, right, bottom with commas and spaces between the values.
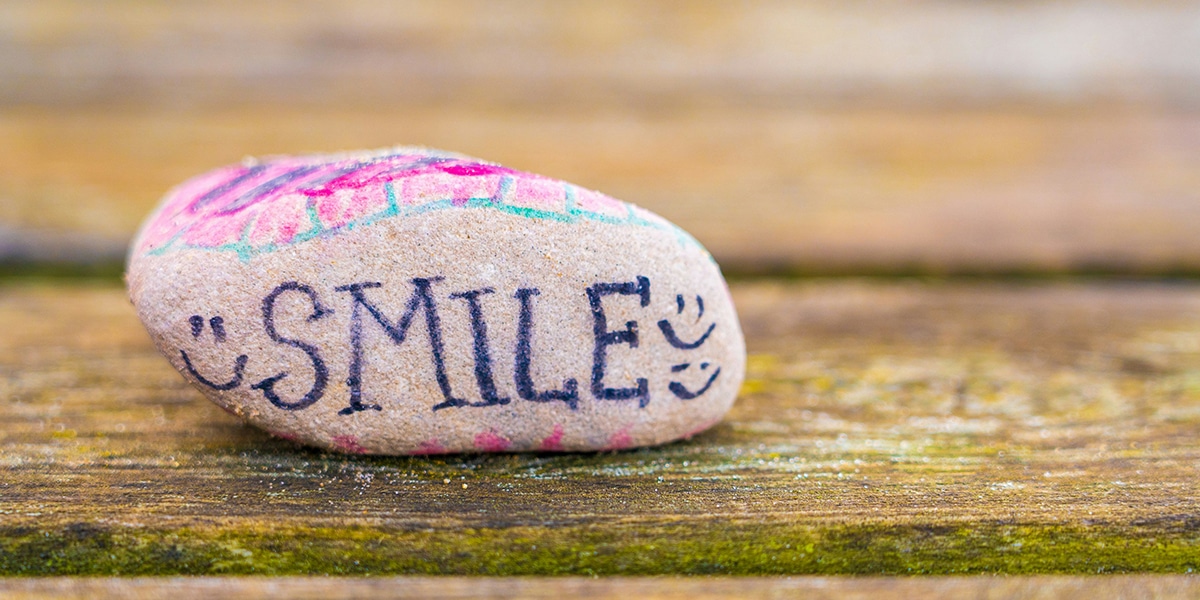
5, 0, 1200, 108
6, 1, 1200, 274
3, 576, 1200, 600
4, 107, 1200, 274
3, 280, 1200, 574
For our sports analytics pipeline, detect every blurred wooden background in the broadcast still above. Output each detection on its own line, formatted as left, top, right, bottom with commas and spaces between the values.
4, 0, 1200, 274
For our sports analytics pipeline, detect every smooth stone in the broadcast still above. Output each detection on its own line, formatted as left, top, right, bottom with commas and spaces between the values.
126, 146, 745, 454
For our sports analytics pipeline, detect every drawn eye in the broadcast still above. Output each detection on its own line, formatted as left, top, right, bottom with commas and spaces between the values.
209, 316, 227, 341
674, 294, 705, 320
189, 314, 227, 341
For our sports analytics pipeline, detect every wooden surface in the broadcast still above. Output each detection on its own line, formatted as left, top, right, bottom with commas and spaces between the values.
6, 0, 1200, 108
6, 0, 1200, 585
4, 280, 1200, 575
5, 106, 1200, 275
5, 0, 1200, 275
4, 576, 1200, 600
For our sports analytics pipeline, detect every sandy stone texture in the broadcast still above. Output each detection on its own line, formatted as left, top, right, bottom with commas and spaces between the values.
125, 147, 746, 454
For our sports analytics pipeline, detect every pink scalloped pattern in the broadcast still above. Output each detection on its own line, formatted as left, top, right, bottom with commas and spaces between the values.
136, 148, 699, 260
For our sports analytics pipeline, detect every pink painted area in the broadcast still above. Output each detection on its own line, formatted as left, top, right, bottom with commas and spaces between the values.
411, 439, 447, 455
236, 162, 330, 209
314, 186, 389, 229
138, 215, 188, 252
152, 166, 243, 223
332, 434, 368, 454
301, 159, 397, 198
538, 424, 565, 451
603, 427, 634, 451
137, 152, 428, 252
135, 148, 668, 258
573, 187, 626, 219
473, 429, 512, 452
403, 170, 504, 204
170, 165, 245, 208
247, 194, 312, 247
436, 162, 516, 177
505, 176, 566, 212
180, 207, 257, 248
190, 162, 301, 214
306, 159, 410, 227
139, 166, 250, 250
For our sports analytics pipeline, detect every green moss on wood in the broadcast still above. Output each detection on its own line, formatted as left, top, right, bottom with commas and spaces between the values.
3, 521, 1199, 576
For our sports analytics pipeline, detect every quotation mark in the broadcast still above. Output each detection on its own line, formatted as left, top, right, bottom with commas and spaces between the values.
190, 315, 227, 342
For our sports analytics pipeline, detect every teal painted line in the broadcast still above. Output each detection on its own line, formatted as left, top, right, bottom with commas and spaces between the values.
401, 198, 459, 217
233, 213, 259, 262
145, 231, 182, 257
574, 209, 625, 226
295, 203, 328, 243
384, 180, 401, 215
496, 176, 514, 207
486, 201, 575, 223
564, 184, 577, 213
563, 184, 633, 226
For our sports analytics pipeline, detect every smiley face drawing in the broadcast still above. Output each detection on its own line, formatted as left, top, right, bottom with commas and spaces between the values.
659, 293, 721, 400
179, 314, 248, 391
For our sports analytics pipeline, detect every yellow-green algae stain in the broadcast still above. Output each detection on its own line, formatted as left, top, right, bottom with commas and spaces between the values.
3, 521, 1200, 576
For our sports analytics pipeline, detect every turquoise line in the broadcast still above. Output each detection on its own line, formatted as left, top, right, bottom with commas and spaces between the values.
384, 180, 401, 215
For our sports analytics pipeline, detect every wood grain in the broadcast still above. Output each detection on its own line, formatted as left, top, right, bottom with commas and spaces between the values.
5, 1, 1200, 274
4, 106, 1200, 274
3, 280, 1200, 574
5, 0, 1200, 108
4, 576, 1200, 600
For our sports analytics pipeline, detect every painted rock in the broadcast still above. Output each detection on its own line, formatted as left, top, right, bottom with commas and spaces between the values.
126, 146, 745, 454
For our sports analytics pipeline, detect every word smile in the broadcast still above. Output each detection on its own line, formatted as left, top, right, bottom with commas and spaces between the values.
179, 276, 722, 415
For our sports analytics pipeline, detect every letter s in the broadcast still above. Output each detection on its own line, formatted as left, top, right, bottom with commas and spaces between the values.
250, 281, 333, 411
